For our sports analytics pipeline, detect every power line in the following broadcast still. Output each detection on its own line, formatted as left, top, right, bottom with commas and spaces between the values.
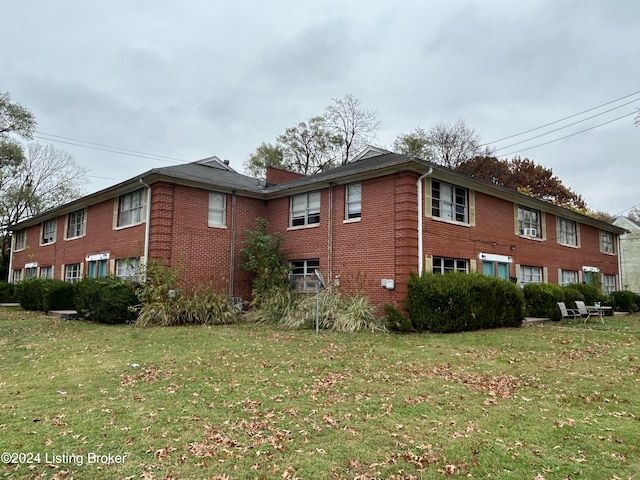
33, 132, 189, 164
482, 89, 640, 146
492, 99, 639, 153
498, 110, 637, 157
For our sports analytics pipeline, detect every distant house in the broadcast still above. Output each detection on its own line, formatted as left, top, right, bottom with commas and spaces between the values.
613, 216, 640, 293
8, 148, 626, 309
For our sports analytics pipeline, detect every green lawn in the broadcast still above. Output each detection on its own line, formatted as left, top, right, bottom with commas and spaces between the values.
0, 308, 638, 480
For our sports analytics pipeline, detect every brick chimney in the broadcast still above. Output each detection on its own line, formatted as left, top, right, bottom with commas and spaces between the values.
265, 166, 306, 185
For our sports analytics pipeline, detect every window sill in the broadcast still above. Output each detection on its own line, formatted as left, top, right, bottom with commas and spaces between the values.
558, 242, 580, 249
600, 250, 616, 256
39, 242, 56, 247
343, 217, 361, 224
64, 235, 86, 241
518, 234, 544, 241
114, 221, 144, 231
287, 223, 320, 231
208, 224, 227, 229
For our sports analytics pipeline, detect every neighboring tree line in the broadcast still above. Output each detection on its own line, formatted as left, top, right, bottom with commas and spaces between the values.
1, 92, 87, 280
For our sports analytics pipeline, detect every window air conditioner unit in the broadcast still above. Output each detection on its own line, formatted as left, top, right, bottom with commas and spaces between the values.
523, 228, 538, 237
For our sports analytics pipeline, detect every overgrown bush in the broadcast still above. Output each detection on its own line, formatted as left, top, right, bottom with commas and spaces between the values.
384, 303, 413, 332
245, 287, 301, 324
566, 283, 609, 307
75, 277, 139, 324
15, 278, 76, 312
522, 283, 566, 321
610, 290, 640, 313
0, 281, 17, 302
135, 292, 239, 327
407, 272, 524, 333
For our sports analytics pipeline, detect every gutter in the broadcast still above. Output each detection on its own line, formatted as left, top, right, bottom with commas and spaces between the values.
139, 179, 152, 282
416, 168, 433, 274
7, 236, 14, 283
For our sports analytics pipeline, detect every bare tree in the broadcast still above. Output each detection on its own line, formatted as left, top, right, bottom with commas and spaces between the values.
427, 120, 483, 169
324, 94, 380, 164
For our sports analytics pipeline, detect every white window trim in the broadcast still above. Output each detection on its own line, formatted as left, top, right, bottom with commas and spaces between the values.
345, 183, 362, 221
289, 191, 321, 229
517, 205, 544, 240
431, 180, 469, 225
115, 189, 146, 230
40, 219, 57, 246
14, 230, 26, 251
289, 259, 321, 292
65, 209, 87, 240
600, 231, 615, 255
557, 217, 579, 248
208, 192, 227, 228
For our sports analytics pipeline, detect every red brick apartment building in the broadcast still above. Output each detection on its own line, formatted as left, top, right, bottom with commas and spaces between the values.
8, 148, 625, 309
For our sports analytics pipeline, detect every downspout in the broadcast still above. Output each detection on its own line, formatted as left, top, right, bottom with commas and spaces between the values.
229, 191, 237, 298
617, 233, 623, 290
7, 235, 14, 283
327, 183, 333, 288
139, 179, 152, 282
416, 168, 433, 274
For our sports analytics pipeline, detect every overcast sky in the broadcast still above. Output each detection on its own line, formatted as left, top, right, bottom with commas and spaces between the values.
2, 0, 638, 215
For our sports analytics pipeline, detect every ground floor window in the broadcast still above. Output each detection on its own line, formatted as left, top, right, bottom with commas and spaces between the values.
64, 264, 81, 283
12, 269, 22, 283
24, 267, 37, 278
603, 274, 616, 294
88, 259, 108, 278
560, 269, 578, 286
433, 257, 468, 274
115, 258, 140, 280
519, 265, 542, 286
289, 258, 320, 291
39, 266, 53, 279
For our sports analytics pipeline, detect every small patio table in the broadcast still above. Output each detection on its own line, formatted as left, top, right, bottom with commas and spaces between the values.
585, 305, 612, 324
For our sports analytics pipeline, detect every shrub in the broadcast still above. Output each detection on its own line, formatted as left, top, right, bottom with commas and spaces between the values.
245, 287, 300, 324
135, 292, 239, 327
522, 283, 566, 320
610, 290, 640, 313
0, 281, 17, 302
406, 272, 524, 333
566, 283, 608, 307
279, 291, 385, 332
14, 278, 76, 312
75, 277, 139, 324
384, 303, 413, 332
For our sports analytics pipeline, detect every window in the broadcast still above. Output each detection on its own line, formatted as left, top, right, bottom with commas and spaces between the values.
560, 269, 579, 286
208, 192, 226, 227
601, 231, 614, 254
12, 269, 22, 283
39, 266, 53, 279
345, 183, 361, 220
116, 258, 140, 280
64, 264, 81, 283
603, 274, 616, 294
519, 265, 542, 285
117, 189, 144, 227
88, 260, 107, 278
41, 219, 57, 245
432, 181, 467, 223
289, 259, 320, 291
290, 192, 320, 227
518, 206, 541, 238
24, 267, 37, 278
67, 209, 86, 239
14, 230, 26, 251
433, 257, 469, 274
558, 218, 577, 246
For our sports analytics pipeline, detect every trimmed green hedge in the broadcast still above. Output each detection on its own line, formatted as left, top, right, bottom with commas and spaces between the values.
407, 272, 525, 333
75, 277, 139, 324
15, 278, 76, 312
0, 281, 18, 303
610, 290, 640, 313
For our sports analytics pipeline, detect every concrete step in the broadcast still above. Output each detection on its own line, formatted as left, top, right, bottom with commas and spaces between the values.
47, 310, 78, 320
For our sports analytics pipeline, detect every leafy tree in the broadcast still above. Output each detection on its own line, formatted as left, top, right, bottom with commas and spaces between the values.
457, 155, 587, 210
324, 94, 380, 164
245, 95, 380, 178
240, 218, 290, 302
0, 91, 36, 169
2, 143, 87, 279
393, 120, 486, 168
392, 127, 433, 160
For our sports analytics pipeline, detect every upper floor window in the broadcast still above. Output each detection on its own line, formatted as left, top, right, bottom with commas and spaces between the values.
433, 257, 468, 274
518, 206, 541, 238
14, 230, 26, 251
41, 219, 57, 245
67, 209, 86, 239
519, 265, 543, 285
600, 231, 614, 254
117, 189, 144, 227
432, 180, 467, 223
345, 183, 361, 220
290, 191, 320, 227
208, 192, 226, 227
558, 218, 578, 246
